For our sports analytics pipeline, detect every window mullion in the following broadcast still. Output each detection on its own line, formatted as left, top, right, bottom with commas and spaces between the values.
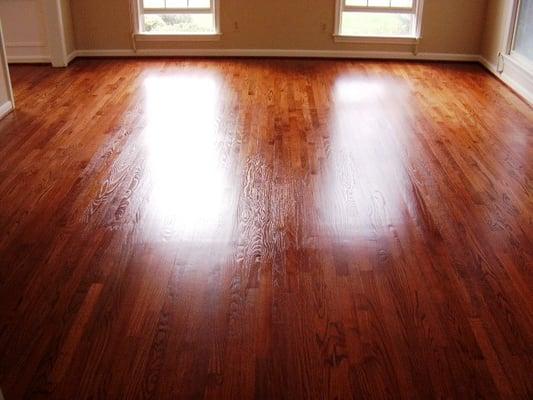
343, 6, 415, 14
143, 7, 213, 14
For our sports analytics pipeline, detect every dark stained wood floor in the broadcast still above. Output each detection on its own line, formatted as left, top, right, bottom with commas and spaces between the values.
0, 58, 531, 399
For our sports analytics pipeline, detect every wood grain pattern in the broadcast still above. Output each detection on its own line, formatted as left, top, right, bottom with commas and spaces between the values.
0, 58, 531, 399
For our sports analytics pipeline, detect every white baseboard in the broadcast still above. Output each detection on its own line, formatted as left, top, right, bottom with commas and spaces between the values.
0, 100, 14, 120
8, 55, 51, 64
71, 48, 479, 62
478, 56, 533, 105
501, 55, 533, 105
478, 56, 498, 74
66, 51, 77, 65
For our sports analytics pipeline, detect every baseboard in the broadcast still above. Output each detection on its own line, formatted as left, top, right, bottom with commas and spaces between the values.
66, 51, 77, 65
478, 56, 533, 105
72, 48, 479, 62
0, 100, 14, 120
478, 56, 498, 74
7, 55, 51, 64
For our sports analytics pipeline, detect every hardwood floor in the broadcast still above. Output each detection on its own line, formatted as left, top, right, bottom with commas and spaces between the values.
0, 58, 531, 399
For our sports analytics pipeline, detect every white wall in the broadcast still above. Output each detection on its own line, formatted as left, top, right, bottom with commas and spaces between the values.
0, 0, 50, 63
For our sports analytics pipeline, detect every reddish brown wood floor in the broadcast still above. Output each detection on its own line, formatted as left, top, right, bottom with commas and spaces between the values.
0, 59, 531, 399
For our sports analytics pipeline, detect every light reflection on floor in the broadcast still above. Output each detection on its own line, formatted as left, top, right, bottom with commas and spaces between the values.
318, 74, 411, 240
142, 72, 234, 243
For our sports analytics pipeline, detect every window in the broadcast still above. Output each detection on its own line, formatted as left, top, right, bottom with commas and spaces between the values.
511, 0, 533, 62
136, 0, 219, 36
335, 0, 424, 41
498, 0, 533, 103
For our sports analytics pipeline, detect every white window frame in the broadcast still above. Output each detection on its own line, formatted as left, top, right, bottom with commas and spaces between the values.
496, 0, 533, 103
334, 0, 425, 44
132, 0, 221, 41
504, 0, 533, 70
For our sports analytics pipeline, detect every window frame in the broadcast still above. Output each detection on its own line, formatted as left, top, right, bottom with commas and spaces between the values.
505, 0, 533, 67
334, 0, 425, 44
133, 0, 221, 41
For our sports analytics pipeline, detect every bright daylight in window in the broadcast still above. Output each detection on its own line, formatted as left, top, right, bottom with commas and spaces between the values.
337, 0, 423, 38
512, 0, 533, 62
140, 0, 218, 34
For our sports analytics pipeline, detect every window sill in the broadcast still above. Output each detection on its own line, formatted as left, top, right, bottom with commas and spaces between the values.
506, 52, 533, 72
134, 33, 222, 42
333, 35, 420, 45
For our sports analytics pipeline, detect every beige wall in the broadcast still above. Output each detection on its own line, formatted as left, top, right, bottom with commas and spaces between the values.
481, 0, 514, 65
71, 0, 487, 54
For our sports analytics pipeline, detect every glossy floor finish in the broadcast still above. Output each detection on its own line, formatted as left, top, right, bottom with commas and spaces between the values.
0, 59, 531, 399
